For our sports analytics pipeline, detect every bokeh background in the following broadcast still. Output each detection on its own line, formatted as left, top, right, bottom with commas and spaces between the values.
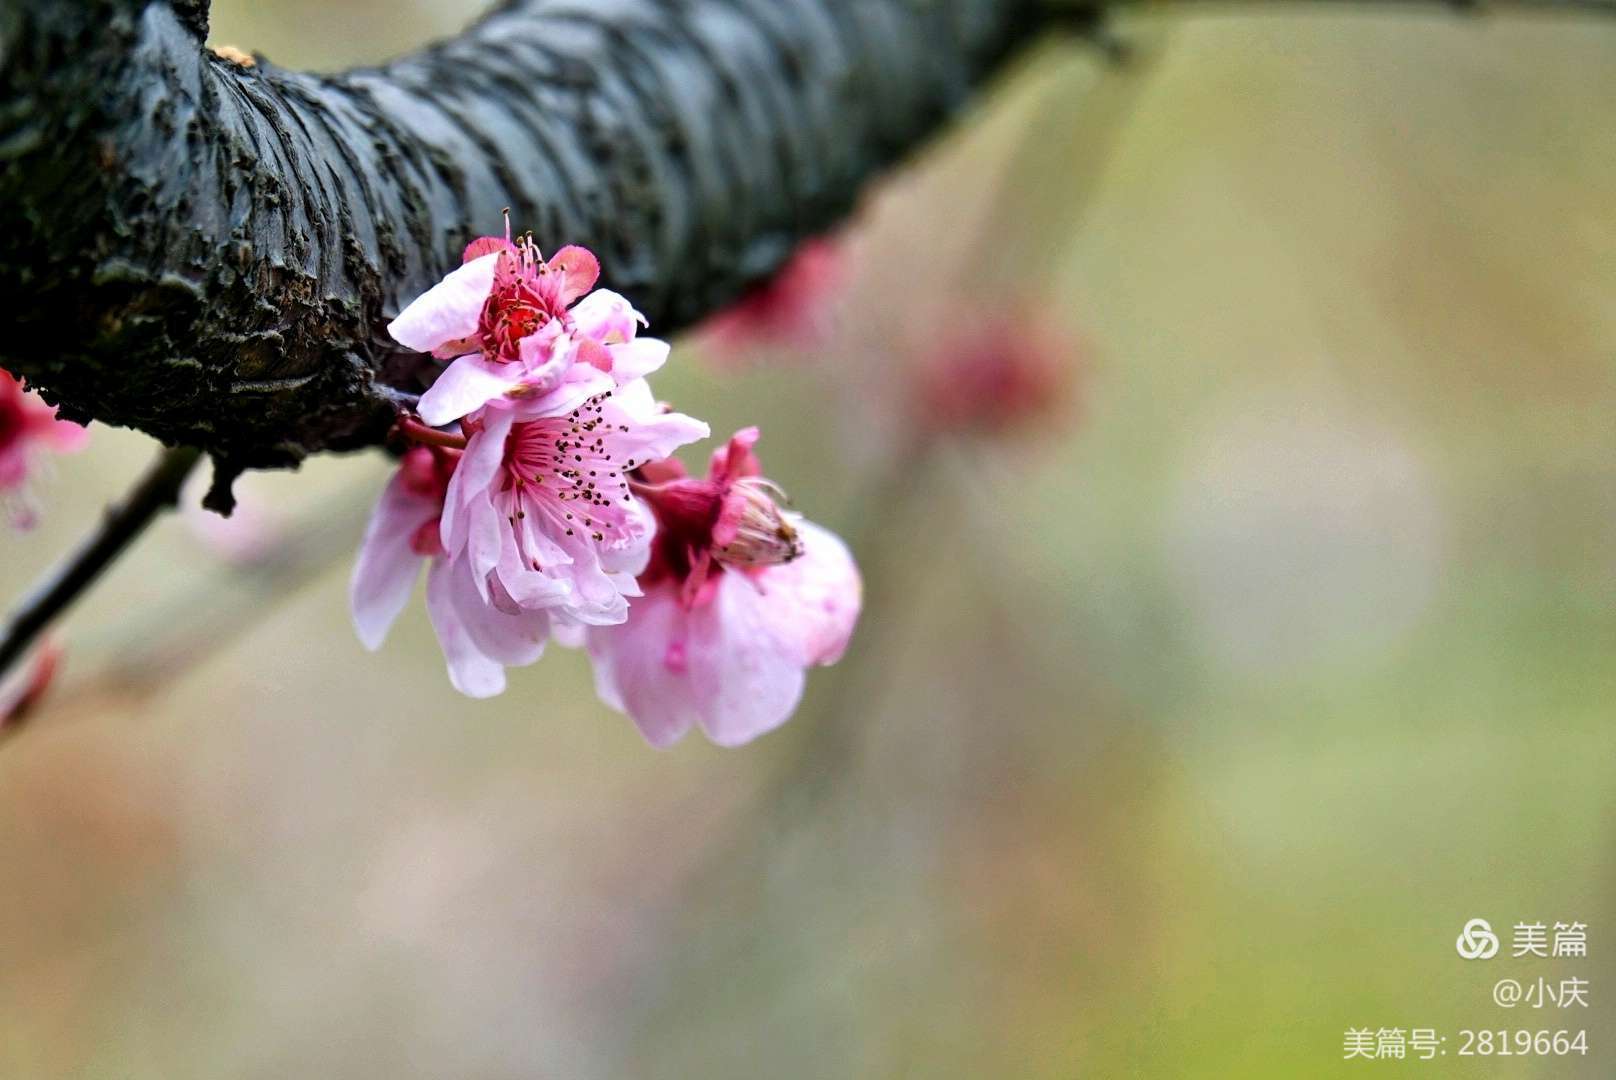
3, 3, 1614, 1077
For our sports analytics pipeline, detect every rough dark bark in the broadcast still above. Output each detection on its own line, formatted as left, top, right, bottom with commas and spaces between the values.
0, 0, 1051, 485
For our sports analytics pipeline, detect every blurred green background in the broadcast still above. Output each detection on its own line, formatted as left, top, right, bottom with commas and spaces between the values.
2, 3, 1614, 1077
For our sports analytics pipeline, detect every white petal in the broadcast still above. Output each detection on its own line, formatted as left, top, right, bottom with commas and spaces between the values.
570, 288, 643, 344
425, 558, 507, 699
440, 409, 513, 556
504, 365, 616, 422
418, 353, 523, 427
586, 586, 702, 749
686, 574, 808, 747
446, 555, 550, 669
761, 519, 863, 665
388, 252, 499, 353
349, 471, 437, 651
605, 337, 670, 383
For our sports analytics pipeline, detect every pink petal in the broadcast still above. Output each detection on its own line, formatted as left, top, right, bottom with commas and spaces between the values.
686, 573, 809, 747
758, 519, 863, 665
493, 538, 573, 609
388, 252, 500, 354
511, 331, 572, 396
613, 409, 710, 468
570, 289, 643, 345
0, 447, 30, 490
417, 353, 523, 428
41, 417, 88, 453
548, 245, 600, 307
604, 338, 670, 383
602, 380, 709, 463
575, 337, 613, 373
514, 509, 573, 571
464, 494, 505, 603
550, 619, 589, 650
445, 553, 551, 668
546, 529, 631, 624
587, 585, 702, 749
430, 335, 481, 361
425, 559, 506, 699
463, 235, 516, 263
597, 496, 655, 578
349, 469, 439, 650
709, 426, 762, 484
440, 408, 513, 555
503, 365, 615, 423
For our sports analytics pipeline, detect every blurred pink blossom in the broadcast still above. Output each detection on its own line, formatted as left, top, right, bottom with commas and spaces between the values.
180, 472, 285, 565
912, 311, 1078, 440
0, 369, 88, 528
584, 428, 861, 748
0, 638, 63, 732
697, 238, 844, 364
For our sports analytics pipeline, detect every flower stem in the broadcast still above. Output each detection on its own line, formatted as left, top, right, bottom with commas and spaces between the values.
396, 416, 468, 450
0, 444, 203, 687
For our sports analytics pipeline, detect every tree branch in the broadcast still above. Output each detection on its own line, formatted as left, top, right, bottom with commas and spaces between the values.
0, 444, 202, 680
0, 0, 1052, 486
0, 0, 1608, 501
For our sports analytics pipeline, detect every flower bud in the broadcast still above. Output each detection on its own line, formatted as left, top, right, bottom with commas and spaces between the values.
714, 477, 804, 569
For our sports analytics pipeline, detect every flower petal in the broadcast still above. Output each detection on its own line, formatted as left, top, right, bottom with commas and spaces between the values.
597, 495, 655, 578
418, 353, 523, 428
686, 573, 808, 747
503, 365, 616, 422
388, 252, 499, 354
586, 585, 702, 748
601, 380, 709, 465
493, 536, 573, 609
465, 493, 505, 603
425, 558, 506, 699
570, 289, 643, 345
605, 338, 671, 383
758, 518, 862, 665
512, 330, 572, 397
40, 417, 89, 453
463, 235, 516, 263
349, 469, 438, 651
709, 426, 762, 483
549, 246, 600, 307
441, 408, 514, 555
446, 554, 551, 668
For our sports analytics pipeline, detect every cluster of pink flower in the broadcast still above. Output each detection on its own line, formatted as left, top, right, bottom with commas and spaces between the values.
351, 228, 861, 748
1, 369, 88, 529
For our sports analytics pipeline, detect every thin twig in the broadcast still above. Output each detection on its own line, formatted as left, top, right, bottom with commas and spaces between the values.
64, 481, 374, 702
0, 444, 203, 683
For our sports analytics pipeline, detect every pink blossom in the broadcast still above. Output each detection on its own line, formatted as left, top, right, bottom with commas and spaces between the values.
439, 378, 708, 632
388, 232, 668, 427
0, 638, 63, 732
913, 312, 1077, 439
0, 369, 88, 528
584, 429, 861, 748
349, 445, 558, 698
698, 238, 844, 364
180, 471, 285, 565
352, 385, 708, 698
